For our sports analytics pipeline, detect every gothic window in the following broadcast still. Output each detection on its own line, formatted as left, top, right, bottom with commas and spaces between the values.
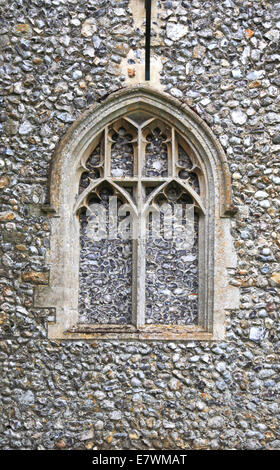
76, 114, 205, 330
36, 87, 238, 340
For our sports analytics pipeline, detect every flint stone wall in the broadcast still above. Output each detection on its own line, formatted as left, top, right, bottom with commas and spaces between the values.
0, 0, 280, 450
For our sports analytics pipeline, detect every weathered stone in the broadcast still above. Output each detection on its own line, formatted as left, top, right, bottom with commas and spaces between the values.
18, 121, 34, 135
249, 327, 265, 342
231, 109, 247, 125
22, 271, 48, 284
83, 47, 95, 58
208, 416, 224, 429
270, 272, 280, 286
0, 176, 9, 188
166, 23, 188, 41
168, 378, 182, 391
265, 112, 280, 124
4, 120, 18, 136
15, 24, 31, 34
81, 18, 97, 37
78, 430, 94, 441
247, 70, 265, 80
18, 390, 35, 406
192, 45, 206, 59
272, 134, 280, 144
255, 191, 269, 200
56, 112, 73, 123
110, 411, 122, 421
0, 212, 15, 222
55, 439, 66, 449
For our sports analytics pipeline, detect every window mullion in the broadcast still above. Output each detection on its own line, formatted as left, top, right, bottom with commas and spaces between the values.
135, 126, 146, 328
171, 127, 176, 178
104, 125, 110, 177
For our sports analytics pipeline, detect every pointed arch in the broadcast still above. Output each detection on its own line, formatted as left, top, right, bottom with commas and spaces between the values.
143, 178, 205, 216
74, 178, 138, 216
35, 85, 239, 340
44, 85, 234, 217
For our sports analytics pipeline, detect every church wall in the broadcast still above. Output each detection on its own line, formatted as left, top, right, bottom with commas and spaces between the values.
0, 0, 280, 450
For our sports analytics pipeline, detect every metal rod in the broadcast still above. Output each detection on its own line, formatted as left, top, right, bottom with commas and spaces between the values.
145, 0, 151, 81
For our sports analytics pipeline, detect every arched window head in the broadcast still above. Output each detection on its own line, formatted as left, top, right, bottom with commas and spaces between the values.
35, 86, 239, 341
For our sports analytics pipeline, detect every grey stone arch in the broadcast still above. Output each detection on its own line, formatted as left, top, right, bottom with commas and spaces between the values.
35, 85, 239, 341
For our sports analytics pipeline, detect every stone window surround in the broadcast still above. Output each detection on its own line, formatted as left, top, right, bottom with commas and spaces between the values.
77, 114, 202, 326
35, 85, 239, 341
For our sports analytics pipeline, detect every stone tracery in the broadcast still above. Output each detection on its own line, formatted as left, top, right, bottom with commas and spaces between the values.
36, 86, 237, 341
77, 113, 203, 327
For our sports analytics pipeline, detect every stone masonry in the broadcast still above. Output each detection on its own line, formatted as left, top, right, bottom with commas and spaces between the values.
0, 0, 280, 450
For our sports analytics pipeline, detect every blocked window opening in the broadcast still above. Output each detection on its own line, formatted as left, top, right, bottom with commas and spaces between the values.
35, 86, 239, 340
75, 112, 205, 330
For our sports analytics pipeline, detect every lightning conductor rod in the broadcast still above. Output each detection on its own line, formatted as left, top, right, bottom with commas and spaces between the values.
145, 0, 152, 81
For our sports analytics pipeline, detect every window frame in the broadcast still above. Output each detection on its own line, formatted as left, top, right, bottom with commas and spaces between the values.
76, 116, 204, 329
35, 86, 239, 341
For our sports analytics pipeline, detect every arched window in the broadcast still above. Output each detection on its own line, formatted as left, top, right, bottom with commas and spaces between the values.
35, 86, 239, 340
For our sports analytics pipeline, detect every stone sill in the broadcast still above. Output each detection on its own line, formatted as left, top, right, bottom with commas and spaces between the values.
62, 323, 213, 341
